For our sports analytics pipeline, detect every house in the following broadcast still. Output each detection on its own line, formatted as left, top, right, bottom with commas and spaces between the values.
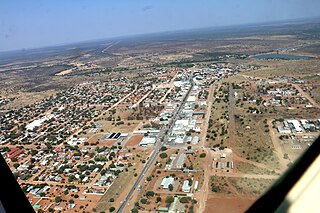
161, 177, 174, 189
191, 136, 199, 144
182, 180, 191, 192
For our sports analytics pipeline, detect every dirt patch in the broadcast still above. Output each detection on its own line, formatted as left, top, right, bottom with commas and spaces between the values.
99, 139, 117, 147
125, 135, 144, 146
204, 195, 256, 213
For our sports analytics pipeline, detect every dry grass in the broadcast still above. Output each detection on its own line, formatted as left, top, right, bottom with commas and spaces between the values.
228, 177, 275, 195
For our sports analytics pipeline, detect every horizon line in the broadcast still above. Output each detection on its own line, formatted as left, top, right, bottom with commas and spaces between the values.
1, 15, 320, 54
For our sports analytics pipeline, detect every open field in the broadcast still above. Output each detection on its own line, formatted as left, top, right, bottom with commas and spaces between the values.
125, 135, 144, 146
204, 195, 256, 213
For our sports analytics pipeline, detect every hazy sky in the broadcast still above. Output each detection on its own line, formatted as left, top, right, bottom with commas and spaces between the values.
1, 0, 320, 51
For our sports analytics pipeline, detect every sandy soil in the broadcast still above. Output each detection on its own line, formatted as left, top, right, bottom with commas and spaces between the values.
125, 135, 144, 146
204, 195, 257, 213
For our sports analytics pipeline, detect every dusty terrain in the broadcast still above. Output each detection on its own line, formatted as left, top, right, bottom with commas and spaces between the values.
0, 18, 319, 213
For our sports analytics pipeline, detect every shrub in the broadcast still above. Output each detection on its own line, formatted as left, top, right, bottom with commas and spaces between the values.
199, 153, 206, 158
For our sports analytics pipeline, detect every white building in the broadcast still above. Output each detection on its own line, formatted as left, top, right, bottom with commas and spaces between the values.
161, 177, 174, 189
277, 126, 291, 134
139, 136, 157, 146
287, 120, 303, 132
182, 180, 191, 192
26, 115, 54, 131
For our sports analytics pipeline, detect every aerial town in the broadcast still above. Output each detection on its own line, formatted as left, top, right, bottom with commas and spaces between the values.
1, 58, 319, 213
1, 12, 320, 213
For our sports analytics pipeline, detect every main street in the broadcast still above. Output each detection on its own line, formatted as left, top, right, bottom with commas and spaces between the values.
117, 77, 193, 213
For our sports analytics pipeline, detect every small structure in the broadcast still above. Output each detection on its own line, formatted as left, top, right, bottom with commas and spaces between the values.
220, 162, 225, 169
158, 207, 169, 212
192, 136, 199, 144
182, 180, 191, 192
194, 181, 199, 191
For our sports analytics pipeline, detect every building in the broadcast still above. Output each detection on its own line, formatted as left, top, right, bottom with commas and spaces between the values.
7, 148, 24, 159
287, 120, 303, 132
194, 181, 199, 191
220, 162, 225, 169
158, 207, 169, 212
26, 115, 54, 131
277, 126, 291, 134
133, 129, 160, 134
139, 136, 157, 146
191, 136, 199, 144
175, 154, 186, 168
161, 177, 174, 189
182, 180, 191, 192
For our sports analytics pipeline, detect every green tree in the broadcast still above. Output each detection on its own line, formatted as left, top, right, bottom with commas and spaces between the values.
199, 153, 206, 158
109, 207, 115, 212
179, 197, 189, 203
156, 196, 162, 203
165, 196, 174, 204
160, 152, 168, 159
131, 208, 138, 213
55, 196, 61, 203
160, 146, 167, 151
140, 198, 148, 204
146, 191, 154, 197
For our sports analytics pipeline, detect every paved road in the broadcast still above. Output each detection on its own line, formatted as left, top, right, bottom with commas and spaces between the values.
117, 78, 193, 213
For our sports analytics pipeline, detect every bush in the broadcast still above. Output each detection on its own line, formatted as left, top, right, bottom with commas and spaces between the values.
179, 197, 189, 203
160, 146, 167, 151
199, 153, 206, 158
212, 186, 220, 192
109, 207, 115, 212
131, 208, 138, 213
146, 191, 154, 197
160, 152, 168, 158
140, 198, 148, 204
165, 196, 174, 204
55, 196, 61, 203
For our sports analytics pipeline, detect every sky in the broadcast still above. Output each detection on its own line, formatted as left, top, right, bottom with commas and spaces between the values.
1, 0, 320, 52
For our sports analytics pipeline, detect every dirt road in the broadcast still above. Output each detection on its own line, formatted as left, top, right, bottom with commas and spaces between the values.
268, 120, 290, 172
201, 84, 216, 146
197, 148, 211, 213
293, 84, 320, 108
